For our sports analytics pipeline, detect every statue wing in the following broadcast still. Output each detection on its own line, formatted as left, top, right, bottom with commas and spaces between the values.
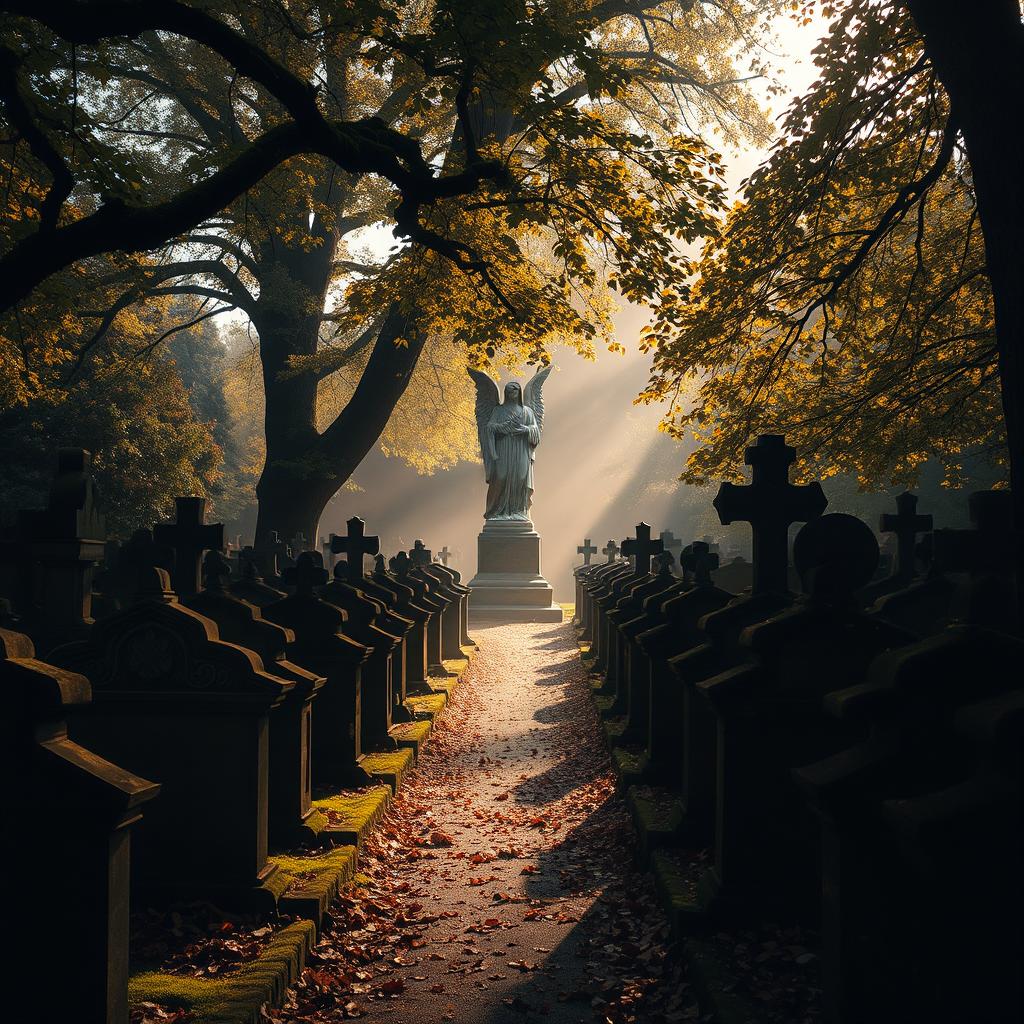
468, 368, 500, 479
523, 364, 553, 435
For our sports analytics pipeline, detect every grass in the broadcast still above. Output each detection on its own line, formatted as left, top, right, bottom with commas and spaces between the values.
129, 921, 315, 1024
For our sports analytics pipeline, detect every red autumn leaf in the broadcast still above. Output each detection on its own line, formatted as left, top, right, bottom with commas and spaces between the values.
520, 865, 539, 875
379, 978, 405, 995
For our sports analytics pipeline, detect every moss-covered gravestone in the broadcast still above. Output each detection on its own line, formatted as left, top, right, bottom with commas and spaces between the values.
262, 553, 372, 788
17, 448, 107, 655
391, 551, 446, 675
374, 555, 434, 698
186, 551, 327, 847
49, 567, 292, 908
319, 561, 401, 753
5, 627, 160, 1024
425, 555, 474, 649
409, 541, 463, 662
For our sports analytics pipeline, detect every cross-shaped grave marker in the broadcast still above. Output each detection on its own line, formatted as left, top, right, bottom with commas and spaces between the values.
602, 540, 620, 563
329, 516, 381, 582
280, 551, 329, 597
879, 491, 932, 581
152, 496, 224, 597
712, 434, 827, 595
659, 530, 683, 557
577, 538, 598, 566
682, 540, 720, 587
620, 522, 664, 576
437, 545, 452, 566
410, 540, 433, 566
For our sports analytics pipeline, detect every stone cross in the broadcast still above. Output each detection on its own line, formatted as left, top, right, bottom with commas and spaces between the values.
712, 434, 827, 596
152, 496, 224, 597
682, 540, 720, 587
330, 517, 380, 582
602, 540, 620, 563
410, 540, 433, 566
577, 538, 598, 566
879, 491, 932, 580
437, 545, 452, 567
281, 551, 329, 597
621, 523, 664, 576
659, 530, 683, 557
289, 532, 309, 558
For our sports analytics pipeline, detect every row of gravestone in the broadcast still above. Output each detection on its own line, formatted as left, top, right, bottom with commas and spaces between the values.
572, 434, 1021, 1024
3, 449, 472, 1024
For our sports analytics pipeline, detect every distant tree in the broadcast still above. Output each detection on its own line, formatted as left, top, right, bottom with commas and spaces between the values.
0, 261, 221, 534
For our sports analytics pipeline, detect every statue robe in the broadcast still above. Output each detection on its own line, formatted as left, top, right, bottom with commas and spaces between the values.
484, 402, 540, 519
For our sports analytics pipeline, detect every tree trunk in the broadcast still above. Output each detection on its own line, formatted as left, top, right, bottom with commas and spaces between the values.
906, 0, 1024, 628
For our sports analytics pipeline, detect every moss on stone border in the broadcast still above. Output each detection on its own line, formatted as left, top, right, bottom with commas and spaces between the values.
129, 920, 315, 1024
312, 785, 390, 846
360, 747, 415, 793
390, 718, 432, 752
406, 692, 447, 719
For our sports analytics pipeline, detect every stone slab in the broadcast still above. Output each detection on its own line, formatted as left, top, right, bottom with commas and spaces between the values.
468, 518, 560, 623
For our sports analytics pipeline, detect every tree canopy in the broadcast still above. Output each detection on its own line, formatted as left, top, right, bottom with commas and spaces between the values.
640, 0, 1003, 489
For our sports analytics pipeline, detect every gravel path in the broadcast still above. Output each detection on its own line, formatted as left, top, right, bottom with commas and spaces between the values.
271, 621, 694, 1024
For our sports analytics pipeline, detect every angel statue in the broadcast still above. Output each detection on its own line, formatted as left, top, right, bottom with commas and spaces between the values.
468, 365, 553, 520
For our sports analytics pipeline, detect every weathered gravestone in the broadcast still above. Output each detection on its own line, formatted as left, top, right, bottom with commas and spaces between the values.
410, 540, 464, 664
152, 496, 224, 598
327, 519, 407, 745
6, 627, 159, 1024
422, 547, 475, 651
696, 513, 915, 922
320, 558, 402, 753
392, 551, 446, 675
595, 524, 664, 701
186, 551, 327, 847
797, 620, 1024, 1024
436, 545, 452, 567
373, 554, 434, 698
572, 538, 599, 625
859, 491, 933, 606
659, 530, 683, 568
50, 565, 292, 908
578, 540, 622, 641
661, 435, 827, 850
634, 541, 731, 801
17, 448, 106, 654
870, 489, 1013, 636
262, 553, 371, 787
230, 550, 287, 608
607, 549, 684, 749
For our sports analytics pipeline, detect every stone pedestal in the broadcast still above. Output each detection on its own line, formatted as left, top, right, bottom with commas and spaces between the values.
468, 520, 562, 623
